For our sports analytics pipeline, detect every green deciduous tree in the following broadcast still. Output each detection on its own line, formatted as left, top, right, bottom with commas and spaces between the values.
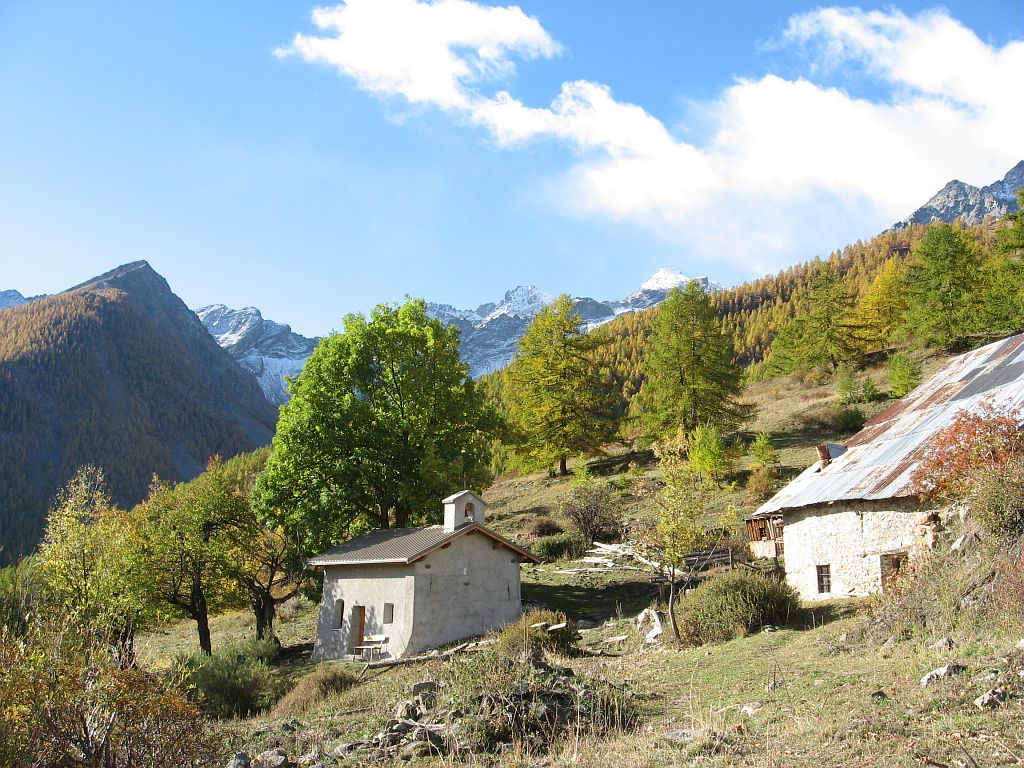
506, 295, 621, 476
36, 466, 151, 658
903, 223, 984, 350
635, 282, 746, 437
136, 458, 246, 655
255, 299, 497, 554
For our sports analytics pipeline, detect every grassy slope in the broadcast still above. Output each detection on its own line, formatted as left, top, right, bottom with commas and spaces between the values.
140, 349, 1024, 766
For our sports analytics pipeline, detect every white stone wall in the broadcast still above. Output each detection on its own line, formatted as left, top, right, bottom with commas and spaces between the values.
313, 564, 416, 660
407, 531, 524, 654
784, 501, 920, 601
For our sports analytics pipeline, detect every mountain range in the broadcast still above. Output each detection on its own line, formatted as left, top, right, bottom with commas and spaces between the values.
895, 160, 1024, 229
0, 261, 278, 565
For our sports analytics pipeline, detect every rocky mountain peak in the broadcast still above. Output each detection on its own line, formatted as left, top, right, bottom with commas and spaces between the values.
894, 160, 1023, 229
0, 290, 27, 311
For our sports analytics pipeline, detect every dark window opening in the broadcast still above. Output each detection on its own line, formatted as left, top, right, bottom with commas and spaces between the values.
335, 599, 345, 629
816, 564, 831, 594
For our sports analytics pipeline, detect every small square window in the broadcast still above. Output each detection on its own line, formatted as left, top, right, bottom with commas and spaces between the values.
383, 602, 394, 624
816, 564, 832, 594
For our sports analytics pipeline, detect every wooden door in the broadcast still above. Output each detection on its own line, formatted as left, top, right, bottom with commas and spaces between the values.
350, 606, 365, 653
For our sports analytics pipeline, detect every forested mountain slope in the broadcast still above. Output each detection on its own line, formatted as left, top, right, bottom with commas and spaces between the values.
0, 262, 278, 564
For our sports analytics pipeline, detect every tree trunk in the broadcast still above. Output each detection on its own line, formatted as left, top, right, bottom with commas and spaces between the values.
667, 568, 681, 641
253, 593, 276, 641
194, 591, 212, 655
558, 456, 568, 476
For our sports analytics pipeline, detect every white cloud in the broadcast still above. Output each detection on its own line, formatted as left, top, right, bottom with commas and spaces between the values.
281, 2, 1024, 273
275, 0, 560, 110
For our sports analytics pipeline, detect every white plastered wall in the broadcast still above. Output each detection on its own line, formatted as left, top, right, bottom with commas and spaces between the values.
313, 564, 416, 660
784, 501, 920, 602
406, 531, 524, 654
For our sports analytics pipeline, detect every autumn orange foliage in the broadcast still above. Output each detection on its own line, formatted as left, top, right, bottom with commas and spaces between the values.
911, 399, 1024, 501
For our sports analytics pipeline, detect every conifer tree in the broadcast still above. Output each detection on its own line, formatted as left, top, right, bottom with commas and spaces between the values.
854, 257, 907, 350
506, 295, 621, 476
903, 223, 984, 350
635, 281, 746, 437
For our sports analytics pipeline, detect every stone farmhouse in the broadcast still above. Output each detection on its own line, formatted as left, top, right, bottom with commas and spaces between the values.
749, 332, 1024, 602
308, 490, 538, 661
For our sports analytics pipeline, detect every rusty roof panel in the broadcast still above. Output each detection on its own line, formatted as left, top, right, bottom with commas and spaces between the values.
754, 333, 1024, 517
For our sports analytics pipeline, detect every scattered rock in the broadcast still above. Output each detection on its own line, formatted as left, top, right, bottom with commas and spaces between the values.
881, 635, 898, 649
975, 686, 1007, 710
225, 754, 251, 768
739, 701, 763, 717
296, 753, 319, 767
929, 637, 954, 652
920, 663, 965, 687
394, 700, 418, 720
253, 748, 291, 768
412, 680, 438, 698
760, 624, 777, 633
870, 689, 888, 702
1016, 638, 1024, 652
766, 679, 785, 693
577, 619, 599, 630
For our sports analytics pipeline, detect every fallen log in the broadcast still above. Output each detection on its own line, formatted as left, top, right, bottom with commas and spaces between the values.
364, 640, 495, 669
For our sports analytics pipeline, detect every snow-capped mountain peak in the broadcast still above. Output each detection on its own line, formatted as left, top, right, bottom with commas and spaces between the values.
482, 285, 554, 322
638, 266, 693, 293
0, 290, 28, 311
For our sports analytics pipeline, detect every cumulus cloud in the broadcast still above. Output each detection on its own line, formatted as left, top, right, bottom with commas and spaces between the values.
279, 2, 1024, 272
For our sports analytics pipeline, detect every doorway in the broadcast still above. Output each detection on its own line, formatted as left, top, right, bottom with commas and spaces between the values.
350, 605, 365, 653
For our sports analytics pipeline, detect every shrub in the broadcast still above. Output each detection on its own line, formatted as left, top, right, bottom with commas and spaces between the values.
888, 352, 921, 398
2, 625, 211, 768
495, 609, 578, 659
833, 406, 866, 433
835, 364, 859, 405
749, 431, 779, 469
861, 378, 880, 403
531, 516, 563, 537
967, 456, 1024, 541
277, 594, 315, 623
561, 479, 619, 543
532, 532, 587, 562
679, 571, 799, 645
271, 664, 359, 717
746, 465, 779, 501
178, 641, 282, 718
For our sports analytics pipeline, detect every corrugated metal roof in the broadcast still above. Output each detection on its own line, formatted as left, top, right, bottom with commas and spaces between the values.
754, 333, 1024, 517
307, 523, 538, 566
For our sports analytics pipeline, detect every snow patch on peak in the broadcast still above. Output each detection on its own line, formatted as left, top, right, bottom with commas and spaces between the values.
484, 285, 554, 321
639, 267, 692, 293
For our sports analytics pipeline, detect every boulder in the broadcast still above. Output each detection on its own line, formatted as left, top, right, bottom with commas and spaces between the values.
975, 686, 1007, 709
739, 702, 763, 717
929, 637, 954, 652
225, 754, 251, 768
253, 748, 291, 768
920, 663, 964, 687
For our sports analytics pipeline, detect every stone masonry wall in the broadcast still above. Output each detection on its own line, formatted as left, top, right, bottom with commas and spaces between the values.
785, 500, 921, 602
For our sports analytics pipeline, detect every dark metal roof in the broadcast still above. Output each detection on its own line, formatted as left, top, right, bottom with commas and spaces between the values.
307, 523, 538, 566
754, 333, 1024, 517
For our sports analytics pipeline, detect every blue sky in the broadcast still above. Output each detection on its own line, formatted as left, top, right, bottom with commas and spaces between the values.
1, 2, 1021, 337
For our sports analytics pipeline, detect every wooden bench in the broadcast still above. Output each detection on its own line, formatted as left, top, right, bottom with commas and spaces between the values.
353, 634, 389, 661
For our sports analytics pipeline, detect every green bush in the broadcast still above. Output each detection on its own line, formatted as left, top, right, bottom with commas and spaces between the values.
532, 532, 587, 562
679, 571, 799, 645
967, 456, 1024, 542
271, 664, 359, 717
889, 352, 921, 398
834, 406, 866, 433
177, 640, 282, 718
495, 609, 578, 659
531, 517, 563, 537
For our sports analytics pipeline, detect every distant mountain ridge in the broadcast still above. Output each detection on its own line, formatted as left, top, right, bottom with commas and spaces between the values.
0, 261, 278, 564
425, 268, 725, 377
196, 304, 319, 406
895, 160, 1024, 229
